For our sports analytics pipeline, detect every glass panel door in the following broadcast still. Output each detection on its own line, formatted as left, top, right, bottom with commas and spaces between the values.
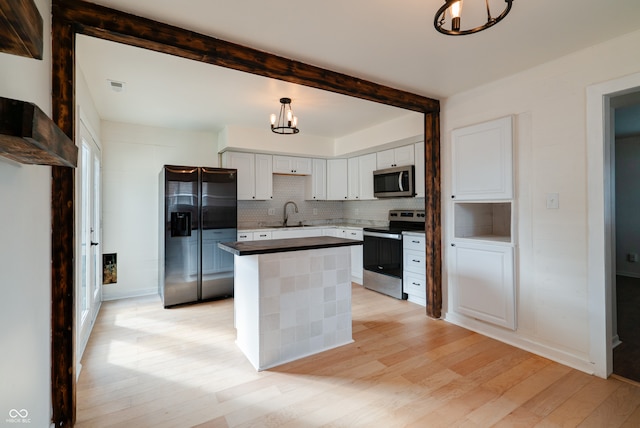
77, 119, 102, 368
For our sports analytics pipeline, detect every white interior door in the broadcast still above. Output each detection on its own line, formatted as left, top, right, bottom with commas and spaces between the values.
77, 119, 102, 369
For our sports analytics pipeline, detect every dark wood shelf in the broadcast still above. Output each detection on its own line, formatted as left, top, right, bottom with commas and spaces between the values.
0, 0, 44, 59
0, 97, 77, 167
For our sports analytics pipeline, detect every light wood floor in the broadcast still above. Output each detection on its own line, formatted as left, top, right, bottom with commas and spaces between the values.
77, 284, 640, 427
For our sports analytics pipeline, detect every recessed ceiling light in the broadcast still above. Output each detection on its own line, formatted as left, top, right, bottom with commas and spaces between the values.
107, 79, 126, 93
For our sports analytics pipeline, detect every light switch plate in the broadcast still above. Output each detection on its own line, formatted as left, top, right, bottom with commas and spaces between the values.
546, 193, 559, 209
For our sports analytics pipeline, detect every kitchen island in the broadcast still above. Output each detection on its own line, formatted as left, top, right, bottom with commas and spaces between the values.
219, 236, 362, 370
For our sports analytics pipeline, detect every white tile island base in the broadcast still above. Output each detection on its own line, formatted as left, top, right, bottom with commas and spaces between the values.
233, 246, 353, 370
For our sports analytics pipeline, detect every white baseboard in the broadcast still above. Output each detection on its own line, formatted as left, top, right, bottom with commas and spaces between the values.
612, 334, 622, 349
102, 287, 159, 301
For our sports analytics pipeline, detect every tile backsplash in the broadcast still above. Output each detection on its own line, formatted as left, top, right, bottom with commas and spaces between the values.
238, 174, 424, 229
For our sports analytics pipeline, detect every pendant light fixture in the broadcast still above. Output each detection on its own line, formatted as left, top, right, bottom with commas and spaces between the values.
434, 0, 513, 36
270, 97, 299, 134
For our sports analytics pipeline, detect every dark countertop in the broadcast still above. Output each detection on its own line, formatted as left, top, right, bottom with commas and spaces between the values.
218, 236, 362, 256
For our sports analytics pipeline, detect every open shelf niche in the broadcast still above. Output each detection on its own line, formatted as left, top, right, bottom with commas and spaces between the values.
453, 202, 512, 243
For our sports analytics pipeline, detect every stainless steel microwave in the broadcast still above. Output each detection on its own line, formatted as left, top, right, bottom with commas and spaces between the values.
373, 165, 415, 198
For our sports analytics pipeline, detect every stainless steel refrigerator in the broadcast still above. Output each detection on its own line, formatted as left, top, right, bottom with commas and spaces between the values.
159, 165, 237, 307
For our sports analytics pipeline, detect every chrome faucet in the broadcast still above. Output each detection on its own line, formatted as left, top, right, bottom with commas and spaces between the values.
283, 200, 299, 226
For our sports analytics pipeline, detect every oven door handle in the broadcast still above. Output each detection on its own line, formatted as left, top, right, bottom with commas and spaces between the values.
363, 231, 403, 240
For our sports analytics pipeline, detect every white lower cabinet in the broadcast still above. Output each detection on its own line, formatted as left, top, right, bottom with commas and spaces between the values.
271, 228, 319, 239
343, 228, 363, 285
251, 231, 272, 241
403, 233, 426, 306
449, 240, 516, 330
237, 231, 252, 241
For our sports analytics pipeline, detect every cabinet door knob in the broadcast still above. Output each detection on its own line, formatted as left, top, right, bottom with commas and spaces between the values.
451, 243, 456, 247
451, 195, 455, 199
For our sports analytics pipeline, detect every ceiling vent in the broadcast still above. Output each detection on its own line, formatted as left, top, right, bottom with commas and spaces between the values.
107, 79, 126, 93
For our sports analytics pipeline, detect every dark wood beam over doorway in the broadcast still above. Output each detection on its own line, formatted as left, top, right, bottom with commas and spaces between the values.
50, 0, 441, 425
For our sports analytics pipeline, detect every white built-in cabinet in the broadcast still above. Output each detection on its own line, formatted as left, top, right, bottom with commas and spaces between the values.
449, 116, 516, 330
449, 241, 515, 329
376, 145, 415, 169
272, 155, 313, 175
451, 116, 513, 201
327, 159, 348, 200
305, 158, 327, 200
221, 152, 273, 200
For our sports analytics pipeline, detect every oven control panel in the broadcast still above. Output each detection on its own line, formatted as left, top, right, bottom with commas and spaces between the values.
388, 210, 426, 222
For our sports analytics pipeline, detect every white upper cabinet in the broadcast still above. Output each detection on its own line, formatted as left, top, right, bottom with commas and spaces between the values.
254, 153, 273, 200
348, 154, 376, 200
305, 158, 327, 200
347, 153, 378, 201
357, 153, 377, 200
221, 151, 272, 200
376, 145, 415, 169
347, 157, 359, 200
273, 155, 313, 175
451, 116, 513, 200
327, 158, 348, 200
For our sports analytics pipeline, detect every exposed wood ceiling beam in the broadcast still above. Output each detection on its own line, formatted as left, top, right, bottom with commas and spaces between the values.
0, 0, 43, 59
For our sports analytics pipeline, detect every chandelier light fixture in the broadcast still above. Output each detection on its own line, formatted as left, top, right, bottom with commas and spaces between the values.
270, 97, 299, 134
434, 0, 513, 36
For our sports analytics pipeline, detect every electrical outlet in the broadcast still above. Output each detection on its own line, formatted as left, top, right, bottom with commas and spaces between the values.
627, 253, 639, 263
546, 193, 559, 209
268, 208, 275, 215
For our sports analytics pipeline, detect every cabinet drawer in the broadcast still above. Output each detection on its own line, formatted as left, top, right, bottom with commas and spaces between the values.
237, 232, 252, 241
252, 231, 272, 240
403, 234, 425, 251
404, 272, 426, 296
343, 228, 363, 241
403, 249, 425, 274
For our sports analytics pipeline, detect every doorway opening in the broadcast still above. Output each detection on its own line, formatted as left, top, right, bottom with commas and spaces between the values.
586, 71, 640, 380
611, 92, 640, 382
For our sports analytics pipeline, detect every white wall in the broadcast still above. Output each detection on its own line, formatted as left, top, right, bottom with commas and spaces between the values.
442, 29, 640, 374
0, 0, 52, 426
335, 112, 423, 156
615, 135, 640, 277
101, 121, 218, 300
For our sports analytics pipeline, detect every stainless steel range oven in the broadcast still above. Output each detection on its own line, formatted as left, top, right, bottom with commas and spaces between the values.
363, 209, 425, 299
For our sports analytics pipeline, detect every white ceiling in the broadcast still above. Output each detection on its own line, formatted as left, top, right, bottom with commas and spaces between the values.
77, 0, 640, 136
